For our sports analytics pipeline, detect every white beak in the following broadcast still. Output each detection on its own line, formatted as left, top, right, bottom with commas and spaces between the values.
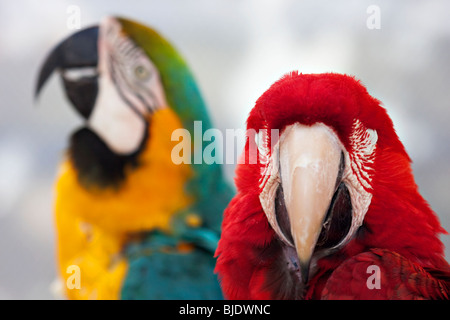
278, 123, 342, 279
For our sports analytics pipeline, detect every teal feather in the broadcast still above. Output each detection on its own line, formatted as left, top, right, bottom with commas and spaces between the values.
122, 232, 223, 300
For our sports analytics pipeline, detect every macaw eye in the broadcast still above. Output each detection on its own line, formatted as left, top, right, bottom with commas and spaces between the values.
134, 65, 150, 81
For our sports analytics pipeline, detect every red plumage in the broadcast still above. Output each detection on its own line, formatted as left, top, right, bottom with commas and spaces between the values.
215, 72, 450, 300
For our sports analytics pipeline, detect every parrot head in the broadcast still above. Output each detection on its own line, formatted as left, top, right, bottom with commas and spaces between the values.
35, 16, 213, 189
247, 72, 396, 282
36, 17, 168, 154
216, 71, 446, 299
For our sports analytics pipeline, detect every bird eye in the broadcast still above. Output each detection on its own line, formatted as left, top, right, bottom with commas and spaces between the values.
134, 65, 150, 81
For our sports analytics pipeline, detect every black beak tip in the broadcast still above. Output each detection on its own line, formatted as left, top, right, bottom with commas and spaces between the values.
35, 66, 54, 101
300, 260, 310, 284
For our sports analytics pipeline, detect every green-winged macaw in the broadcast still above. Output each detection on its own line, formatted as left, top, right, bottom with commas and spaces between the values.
215, 71, 450, 300
36, 16, 234, 300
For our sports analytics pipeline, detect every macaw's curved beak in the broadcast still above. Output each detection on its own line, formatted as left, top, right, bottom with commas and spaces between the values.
35, 26, 99, 119
278, 123, 343, 283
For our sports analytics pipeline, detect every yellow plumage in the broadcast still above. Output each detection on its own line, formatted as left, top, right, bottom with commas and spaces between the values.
54, 107, 193, 299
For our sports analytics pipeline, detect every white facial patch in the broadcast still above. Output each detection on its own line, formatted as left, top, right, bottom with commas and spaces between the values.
258, 120, 377, 253
87, 17, 168, 155
338, 119, 377, 248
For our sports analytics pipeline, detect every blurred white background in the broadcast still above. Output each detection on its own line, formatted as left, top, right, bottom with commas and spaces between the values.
0, 0, 449, 299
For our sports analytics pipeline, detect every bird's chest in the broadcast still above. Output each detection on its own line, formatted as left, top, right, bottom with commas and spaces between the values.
55, 155, 193, 234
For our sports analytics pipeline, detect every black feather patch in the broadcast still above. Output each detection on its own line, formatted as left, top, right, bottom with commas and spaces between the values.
261, 239, 306, 299
68, 124, 149, 190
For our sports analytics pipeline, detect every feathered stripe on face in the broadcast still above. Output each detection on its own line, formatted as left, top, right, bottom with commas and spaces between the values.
109, 57, 144, 117
335, 119, 377, 250
104, 20, 164, 117
85, 17, 169, 155
348, 119, 378, 192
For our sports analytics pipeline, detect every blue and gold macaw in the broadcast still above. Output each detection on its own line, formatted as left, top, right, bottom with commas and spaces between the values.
35, 16, 234, 300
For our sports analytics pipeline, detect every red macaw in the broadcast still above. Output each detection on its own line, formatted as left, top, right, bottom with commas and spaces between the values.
215, 72, 450, 300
